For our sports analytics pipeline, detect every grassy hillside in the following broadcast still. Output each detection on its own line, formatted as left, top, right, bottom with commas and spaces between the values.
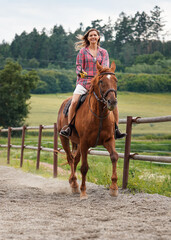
26, 92, 171, 135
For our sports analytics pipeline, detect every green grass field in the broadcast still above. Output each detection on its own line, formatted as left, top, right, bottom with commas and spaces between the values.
1, 92, 171, 197
26, 92, 171, 135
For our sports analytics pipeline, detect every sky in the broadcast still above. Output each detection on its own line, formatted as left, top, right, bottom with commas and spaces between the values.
0, 0, 171, 44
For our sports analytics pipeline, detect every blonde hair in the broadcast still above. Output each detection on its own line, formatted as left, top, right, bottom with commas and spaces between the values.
75, 28, 100, 51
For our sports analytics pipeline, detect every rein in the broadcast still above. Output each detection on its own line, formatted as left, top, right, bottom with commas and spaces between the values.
88, 95, 110, 120
89, 95, 110, 147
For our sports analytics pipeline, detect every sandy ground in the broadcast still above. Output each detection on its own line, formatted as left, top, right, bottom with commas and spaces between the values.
0, 166, 170, 240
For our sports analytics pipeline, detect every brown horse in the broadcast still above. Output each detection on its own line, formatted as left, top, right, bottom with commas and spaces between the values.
57, 61, 118, 199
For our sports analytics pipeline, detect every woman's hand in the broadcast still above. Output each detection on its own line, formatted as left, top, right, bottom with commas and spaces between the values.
79, 71, 87, 78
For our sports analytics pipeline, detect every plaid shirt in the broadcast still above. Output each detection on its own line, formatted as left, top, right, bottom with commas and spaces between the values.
76, 46, 109, 90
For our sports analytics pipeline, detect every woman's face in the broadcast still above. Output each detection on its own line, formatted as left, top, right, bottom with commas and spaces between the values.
87, 30, 100, 45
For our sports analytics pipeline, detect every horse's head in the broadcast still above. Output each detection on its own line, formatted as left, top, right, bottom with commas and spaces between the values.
90, 61, 118, 111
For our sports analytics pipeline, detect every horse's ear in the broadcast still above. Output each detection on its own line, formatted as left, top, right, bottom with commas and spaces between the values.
96, 61, 103, 72
110, 61, 116, 72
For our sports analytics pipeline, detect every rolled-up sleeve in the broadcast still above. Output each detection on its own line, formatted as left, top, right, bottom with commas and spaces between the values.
76, 49, 85, 75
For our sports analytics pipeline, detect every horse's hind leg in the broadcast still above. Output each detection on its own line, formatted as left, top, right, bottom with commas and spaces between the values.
60, 136, 79, 193
73, 144, 81, 172
71, 142, 77, 155
104, 139, 118, 197
71, 145, 81, 193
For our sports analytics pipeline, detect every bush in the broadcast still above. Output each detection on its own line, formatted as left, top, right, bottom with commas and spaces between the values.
32, 68, 76, 94
135, 51, 164, 65
125, 63, 163, 74
116, 73, 171, 92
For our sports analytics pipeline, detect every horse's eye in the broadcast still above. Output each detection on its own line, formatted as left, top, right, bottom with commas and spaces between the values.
99, 80, 103, 84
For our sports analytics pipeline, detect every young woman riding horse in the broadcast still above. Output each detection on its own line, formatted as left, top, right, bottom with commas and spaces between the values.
57, 61, 120, 199
60, 28, 125, 139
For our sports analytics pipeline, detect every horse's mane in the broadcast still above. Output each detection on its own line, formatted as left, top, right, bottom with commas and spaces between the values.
89, 66, 110, 94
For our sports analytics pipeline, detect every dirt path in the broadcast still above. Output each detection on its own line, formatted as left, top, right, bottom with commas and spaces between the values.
0, 166, 170, 240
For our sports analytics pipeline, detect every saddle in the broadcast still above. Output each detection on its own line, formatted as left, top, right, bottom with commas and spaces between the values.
63, 93, 88, 117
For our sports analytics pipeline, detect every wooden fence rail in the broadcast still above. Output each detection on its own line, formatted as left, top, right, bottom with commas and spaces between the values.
0, 115, 171, 188
122, 116, 171, 188
0, 123, 58, 178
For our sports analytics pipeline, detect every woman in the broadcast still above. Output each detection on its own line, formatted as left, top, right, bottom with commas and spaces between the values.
60, 28, 125, 139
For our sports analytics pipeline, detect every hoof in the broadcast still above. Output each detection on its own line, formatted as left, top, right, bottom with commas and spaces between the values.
80, 192, 88, 200
71, 187, 80, 194
109, 189, 118, 197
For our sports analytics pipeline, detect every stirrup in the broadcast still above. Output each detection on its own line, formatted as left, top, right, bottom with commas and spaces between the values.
115, 128, 126, 139
60, 126, 72, 138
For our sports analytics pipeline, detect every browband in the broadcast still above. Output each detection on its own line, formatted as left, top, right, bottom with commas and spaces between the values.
99, 72, 115, 76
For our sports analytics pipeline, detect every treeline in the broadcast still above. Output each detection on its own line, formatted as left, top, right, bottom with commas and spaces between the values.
0, 5, 171, 72
0, 5, 171, 94
30, 68, 170, 94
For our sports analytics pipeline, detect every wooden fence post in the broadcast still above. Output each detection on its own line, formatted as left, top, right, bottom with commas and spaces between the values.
7, 127, 12, 164
53, 123, 58, 178
122, 116, 133, 189
36, 125, 43, 170
20, 126, 26, 167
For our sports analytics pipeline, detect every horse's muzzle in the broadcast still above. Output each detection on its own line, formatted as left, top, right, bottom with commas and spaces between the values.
107, 99, 117, 111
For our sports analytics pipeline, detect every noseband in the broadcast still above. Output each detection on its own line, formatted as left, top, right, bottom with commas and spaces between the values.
93, 72, 117, 104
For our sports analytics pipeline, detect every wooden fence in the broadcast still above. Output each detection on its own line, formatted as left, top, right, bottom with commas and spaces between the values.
0, 124, 58, 177
0, 115, 171, 189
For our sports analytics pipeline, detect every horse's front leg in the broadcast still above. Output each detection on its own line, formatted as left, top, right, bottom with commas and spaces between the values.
80, 143, 89, 200
104, 138, 118, 197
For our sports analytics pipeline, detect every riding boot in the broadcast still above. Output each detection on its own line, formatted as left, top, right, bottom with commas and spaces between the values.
60, 100, 78, 138
60, 95, 81, 138
60, 125, 72, 138
115, 123, 126, 139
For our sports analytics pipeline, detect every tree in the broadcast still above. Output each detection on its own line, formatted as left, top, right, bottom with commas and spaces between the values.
90, 19, 103, 33
58, 73, 73, 93
0, 60, 39, 128
0, 41, 11, 58
102, 17, 114, 42
28, 58, 40, 68
134, 11, 151, 41
150, 6, 164, 40
114, 12, 134, 51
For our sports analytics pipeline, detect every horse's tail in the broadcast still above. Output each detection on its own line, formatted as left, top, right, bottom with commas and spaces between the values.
56, 103, 63, 132
57, 99, 69, 133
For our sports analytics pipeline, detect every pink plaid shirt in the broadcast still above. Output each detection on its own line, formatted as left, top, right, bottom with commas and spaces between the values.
76, 46, 109, 90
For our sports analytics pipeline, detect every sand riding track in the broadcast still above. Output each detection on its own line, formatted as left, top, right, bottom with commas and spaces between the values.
0, 166, 170, 240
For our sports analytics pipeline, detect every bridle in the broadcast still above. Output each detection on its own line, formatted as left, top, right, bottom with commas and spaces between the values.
94, 72, 117, 105
88, 71, 118, 115
88, 72, 118, 147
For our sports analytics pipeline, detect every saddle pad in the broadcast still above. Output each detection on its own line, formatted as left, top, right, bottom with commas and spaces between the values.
63, 98, 72, 117
63, 93, 88, 117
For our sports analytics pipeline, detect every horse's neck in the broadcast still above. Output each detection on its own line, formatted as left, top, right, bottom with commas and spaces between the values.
89, 93, 106, 116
